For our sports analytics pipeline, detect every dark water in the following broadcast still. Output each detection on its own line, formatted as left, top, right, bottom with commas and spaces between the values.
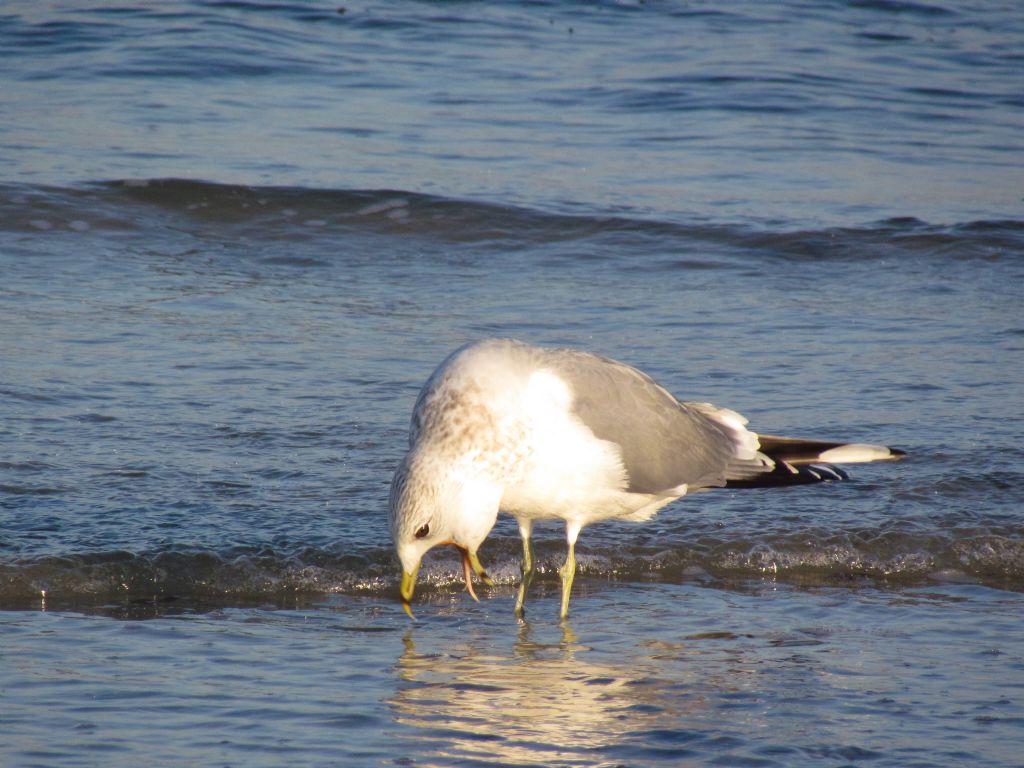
2, 2, 1023, 766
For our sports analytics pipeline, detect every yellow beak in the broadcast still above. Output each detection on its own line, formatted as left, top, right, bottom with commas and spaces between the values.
400, 567, 418, 619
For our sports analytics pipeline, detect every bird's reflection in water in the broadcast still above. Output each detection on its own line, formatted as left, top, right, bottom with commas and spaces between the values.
389, 620, 690, 766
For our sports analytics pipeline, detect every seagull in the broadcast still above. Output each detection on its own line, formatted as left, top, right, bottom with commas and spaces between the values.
389, 339, 904, 620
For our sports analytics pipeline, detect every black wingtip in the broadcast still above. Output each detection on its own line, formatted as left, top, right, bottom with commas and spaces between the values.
725, 461, 848, 489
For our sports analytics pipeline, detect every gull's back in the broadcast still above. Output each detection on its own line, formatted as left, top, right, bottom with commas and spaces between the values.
404, 339, 758, 526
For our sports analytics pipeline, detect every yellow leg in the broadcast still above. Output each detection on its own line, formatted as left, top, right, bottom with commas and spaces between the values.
514, 534, 535, 619
559, 522, 582, 621
514, 520, 534, 619
558, 540, 576, 621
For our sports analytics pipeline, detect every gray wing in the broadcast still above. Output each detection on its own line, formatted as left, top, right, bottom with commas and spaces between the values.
544, 349, 741, 494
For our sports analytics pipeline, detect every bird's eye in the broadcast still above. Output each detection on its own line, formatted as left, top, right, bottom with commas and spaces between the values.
414, 523, 430, 539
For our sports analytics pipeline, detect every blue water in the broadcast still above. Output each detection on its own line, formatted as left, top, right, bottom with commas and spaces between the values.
2, 2, 1023, 766
4, 1, 1022, 224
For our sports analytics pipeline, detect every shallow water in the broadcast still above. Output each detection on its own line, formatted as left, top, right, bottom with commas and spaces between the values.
2, 1, 1024, 766
2, 180, 1021, 606
4, 584, 1024, 767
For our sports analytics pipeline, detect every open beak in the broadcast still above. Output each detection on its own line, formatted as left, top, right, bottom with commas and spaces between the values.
398, 547, 494, 618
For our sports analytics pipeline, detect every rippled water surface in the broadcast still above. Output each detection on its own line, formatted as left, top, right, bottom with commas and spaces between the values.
2, 1, 1023, 766
5, 585, 1024, 767
4, 0, 1022, 224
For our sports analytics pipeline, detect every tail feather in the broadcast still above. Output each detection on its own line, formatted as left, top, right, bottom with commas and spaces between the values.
726, 435, 905, 489
757, 435, 906, 465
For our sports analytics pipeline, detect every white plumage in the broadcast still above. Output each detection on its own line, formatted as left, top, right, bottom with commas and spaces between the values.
389, 338, 903, 620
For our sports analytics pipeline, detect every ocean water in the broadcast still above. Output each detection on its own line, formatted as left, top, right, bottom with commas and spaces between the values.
2, 2, 1023, 766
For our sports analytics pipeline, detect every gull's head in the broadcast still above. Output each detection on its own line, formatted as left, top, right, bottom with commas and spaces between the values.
389, 449, 502, 616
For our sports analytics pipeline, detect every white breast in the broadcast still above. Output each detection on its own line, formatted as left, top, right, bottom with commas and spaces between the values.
500, 369, 635, 522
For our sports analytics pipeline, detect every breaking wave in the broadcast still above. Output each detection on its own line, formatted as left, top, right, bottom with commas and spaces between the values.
3, 529, 1021, 611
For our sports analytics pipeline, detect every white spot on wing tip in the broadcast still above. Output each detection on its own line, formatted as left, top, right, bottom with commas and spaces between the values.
818, 443, 895, 463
